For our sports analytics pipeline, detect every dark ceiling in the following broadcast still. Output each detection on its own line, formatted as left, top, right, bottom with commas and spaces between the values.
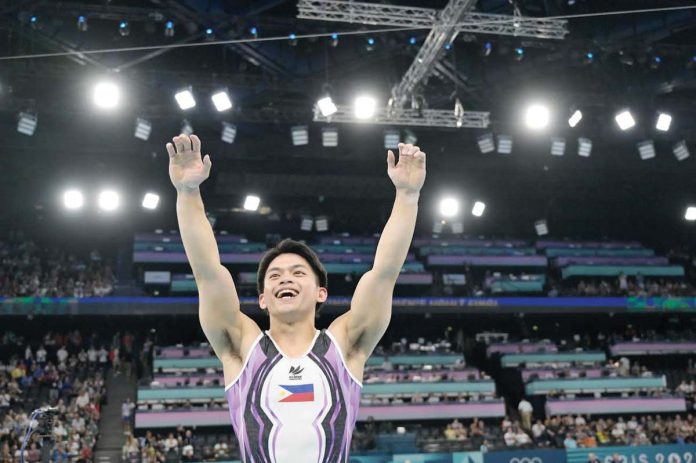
1, 0, 696, 249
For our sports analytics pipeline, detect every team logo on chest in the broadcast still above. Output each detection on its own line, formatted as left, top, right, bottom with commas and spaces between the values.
288, 365, 304, 380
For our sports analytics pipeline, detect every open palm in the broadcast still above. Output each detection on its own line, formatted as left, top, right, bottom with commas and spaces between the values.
387, 143, 426, 194
166, 134, 212, 191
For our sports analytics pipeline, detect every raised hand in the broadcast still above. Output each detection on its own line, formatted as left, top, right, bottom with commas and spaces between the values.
387, 143, 426, 194
166, 134, 212, 192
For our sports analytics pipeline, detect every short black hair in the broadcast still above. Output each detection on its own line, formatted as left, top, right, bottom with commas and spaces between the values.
257, 239, 328, 312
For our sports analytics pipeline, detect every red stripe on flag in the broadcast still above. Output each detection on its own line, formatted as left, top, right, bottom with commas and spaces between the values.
280, 392, 315, 403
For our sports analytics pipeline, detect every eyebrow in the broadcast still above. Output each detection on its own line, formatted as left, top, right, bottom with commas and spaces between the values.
266, 264, 309, 274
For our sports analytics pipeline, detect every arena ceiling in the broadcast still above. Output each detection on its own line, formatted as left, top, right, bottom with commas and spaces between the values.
0, 0, 696, 247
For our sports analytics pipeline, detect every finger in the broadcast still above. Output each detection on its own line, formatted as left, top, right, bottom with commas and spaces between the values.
415, 151, 426, 166
203, 154, 212, 174
387, 150, 396, 169
166, 143, 176, 158
179, 134, 192, 152
191, 135, 201, 153
173, 136, 185, 154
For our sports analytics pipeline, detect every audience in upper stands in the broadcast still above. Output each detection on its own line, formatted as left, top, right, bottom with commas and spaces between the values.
0, 231, 116, 298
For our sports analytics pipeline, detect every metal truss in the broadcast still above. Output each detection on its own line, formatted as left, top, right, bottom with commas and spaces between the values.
313, 105, 490, 129
296, 0, 568, 40
298, 0, 568, 108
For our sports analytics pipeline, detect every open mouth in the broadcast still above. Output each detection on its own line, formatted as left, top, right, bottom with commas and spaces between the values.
275, 289, 299, 300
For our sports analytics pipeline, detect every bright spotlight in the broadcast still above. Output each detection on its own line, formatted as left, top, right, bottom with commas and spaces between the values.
211, 90, 232, 112
243, 195, 260, 211
221, 122, 237, 144
656, 113, 672, 132
98, 190, 120, 212
175, 88, 196, 110
615, 110, 635, 131
472, 201, 486, 217
317, 96, 337, 117
535, 220, 549, 236
93, 82, 120, 109
354, 96, 376, 119
685, 207, 696, 221
568, 110, 582, 128
142, 193, 160, 210
63, 190, 84, 210
525, 104, 550, 130
439, 198, 459, 218
637, 140, 655, 160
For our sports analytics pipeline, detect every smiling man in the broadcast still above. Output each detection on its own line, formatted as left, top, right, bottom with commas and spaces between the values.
167, 134, 426, 463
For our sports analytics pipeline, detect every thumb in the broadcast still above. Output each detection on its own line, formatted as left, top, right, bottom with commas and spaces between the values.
203, 154, 212, 173
387, 150, 396, 169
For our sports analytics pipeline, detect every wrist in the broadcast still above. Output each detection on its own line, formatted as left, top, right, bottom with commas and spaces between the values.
395, 189, 420, 203
176, 185, 200, 196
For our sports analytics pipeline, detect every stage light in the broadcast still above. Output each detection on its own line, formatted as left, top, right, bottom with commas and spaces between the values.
77, 16, 88, 32
637, 140, 655, 160
175, 88, 196, 110
291, 126, 309, 146
432, 221, 444, 234
315, 216, 329, 232
650, 56, 662, 70
181, 120, 193, 136
409, 36, 417, 45
384, 129, 400, 149
243, 195, 260, 211
205, 28, 214, 40
656, 113, 672, 132
316, 96, 337, 117
288, 33, 298, 46
211, 90, 232, 112
472, 201, 486, 217
497, 135, 513, 154
525, 104, 550, 130
134, 118, 152, 141
93, 81, 120, 109
221, 122, 237, 144
300, 216, 313, 231
330, 33, 338, 47
164, 20, 174, 37
478, 133, 495, 153
615, 110, 635, 130
98, 190, 120, 212
250, 27, 258, 38
584, 52, 594, 64
551, 137, 566, 156
515, 47, 524, 61
685, 207, 696, 221
578, 137, 592, 157
451, 222, 464, 234
17, 112, 37, 136
483, 42, 493, 57
439, 198, 459, 218
63, 190, 84, 210
366, 37, 375, 52
568, 110, 582, 128
322, 127, 338, 147
673, 141, 690, 161
119, 21, 129, 37
142, 193, 160, 210
354, 96, 376, 119
535, 220, 548, 236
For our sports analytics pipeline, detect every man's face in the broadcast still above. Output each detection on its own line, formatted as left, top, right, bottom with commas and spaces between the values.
259, 253, 327, 317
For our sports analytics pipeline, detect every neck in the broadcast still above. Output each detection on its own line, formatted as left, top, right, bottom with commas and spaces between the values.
268, 321, 317, 356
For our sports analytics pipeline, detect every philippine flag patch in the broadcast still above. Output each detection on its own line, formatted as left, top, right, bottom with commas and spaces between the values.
278, 384, 315, 403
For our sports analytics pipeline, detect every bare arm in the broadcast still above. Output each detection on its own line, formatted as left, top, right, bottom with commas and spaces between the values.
331, 143, 426, 359
168, 134, 255, 360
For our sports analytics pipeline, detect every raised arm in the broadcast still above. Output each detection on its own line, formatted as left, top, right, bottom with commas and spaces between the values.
331, 143, 426, 360
167, 134, 257, 361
